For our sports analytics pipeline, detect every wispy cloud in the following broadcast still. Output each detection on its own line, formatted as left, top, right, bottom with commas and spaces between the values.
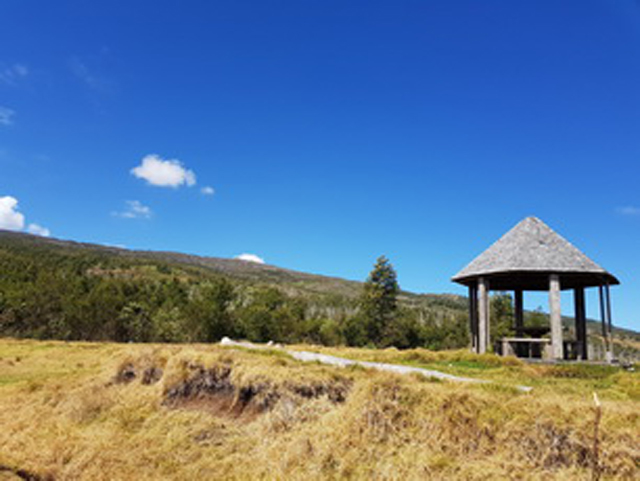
131, 154, 197, 188
235, 253, 265, 264
201, 186, 215, 196
616, 206, 640, 216
0, 63, 28, 85
27, 223, 51, 237
0, 195, 51, 236
112, 200, 153, 219
0, 107, 15, 126
100, 242, 127, 249
69, 56, 113, 94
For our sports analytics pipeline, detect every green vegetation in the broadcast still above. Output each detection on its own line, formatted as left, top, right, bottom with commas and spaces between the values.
0, 232, 470, 349
359, 256, 400, 345
354, 255, 405, 347
0, 231, 638, 360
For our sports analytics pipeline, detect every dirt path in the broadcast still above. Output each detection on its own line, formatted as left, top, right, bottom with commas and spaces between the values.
220, 338, 532, 392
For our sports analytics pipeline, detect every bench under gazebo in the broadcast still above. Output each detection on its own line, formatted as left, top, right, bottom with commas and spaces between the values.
452, 217, 619, 361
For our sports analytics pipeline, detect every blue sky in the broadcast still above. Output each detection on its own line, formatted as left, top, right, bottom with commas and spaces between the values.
1, 1, 640, 330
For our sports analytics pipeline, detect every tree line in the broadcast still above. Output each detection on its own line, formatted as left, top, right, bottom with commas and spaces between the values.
0, 245, 516, 349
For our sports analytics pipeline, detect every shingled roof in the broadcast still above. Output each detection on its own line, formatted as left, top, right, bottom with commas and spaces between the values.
452, 217, 619, 290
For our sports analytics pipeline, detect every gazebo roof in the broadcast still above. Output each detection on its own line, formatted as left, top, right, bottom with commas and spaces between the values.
452, 217, 619, 290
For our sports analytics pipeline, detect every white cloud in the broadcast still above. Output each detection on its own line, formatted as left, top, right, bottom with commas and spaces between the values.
0, 107, 15, 126
0, 63, 29, 85
131, 154, 196, 188
98, 241, 127, 249
616, 206, 640, 216
68, 57, 112, 93
27, 223, 51, 237
113, 200, 152, 219
0, 196, 25, 230
69, 58, 95, 86
201, 186, 215, 196
0, 196, 50, 236
235, 253, 265, 264
13, 64, 28, 77
100, 242, 127, 249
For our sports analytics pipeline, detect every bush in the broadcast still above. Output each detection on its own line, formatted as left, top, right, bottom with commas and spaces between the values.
319, 319, 345, 346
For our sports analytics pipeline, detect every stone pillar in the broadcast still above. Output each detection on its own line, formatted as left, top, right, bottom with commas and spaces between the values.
478, 278, 489, 354
549, 274, 563, 360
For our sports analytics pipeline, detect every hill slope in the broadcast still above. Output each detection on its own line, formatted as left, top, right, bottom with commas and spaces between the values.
0, 230, 470, 349
0, 230, 638, 358
0, 230, 466, 307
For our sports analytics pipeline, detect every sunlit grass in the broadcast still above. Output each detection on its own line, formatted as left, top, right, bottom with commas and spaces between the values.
0, 338, 638, 480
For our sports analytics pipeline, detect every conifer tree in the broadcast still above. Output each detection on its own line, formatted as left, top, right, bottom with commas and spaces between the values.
360, 256, 399, 345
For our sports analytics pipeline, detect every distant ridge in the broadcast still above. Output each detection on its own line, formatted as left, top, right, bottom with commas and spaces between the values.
0, 229, 459, 304
0, 229, 361, 296
0, 229, 637, 342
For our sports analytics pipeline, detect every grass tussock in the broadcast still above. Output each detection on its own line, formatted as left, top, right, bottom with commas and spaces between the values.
0, 338, 638, 480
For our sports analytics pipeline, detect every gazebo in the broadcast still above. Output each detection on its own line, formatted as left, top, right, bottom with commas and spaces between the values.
452, 217, 619, 361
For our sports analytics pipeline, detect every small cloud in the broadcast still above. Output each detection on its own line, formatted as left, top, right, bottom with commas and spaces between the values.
616, 206, 640, 216
112, 200, 152, 219
131, 154, 196, 188
27, 223, 51, 237
0, 195, 50, 236
13, 64, 28, 77
69, 56, 112, 93
235, 253, 265, 264
100, 242, 127, 249
0, 196, 25, 230
201, 186, 215, 196
0, 63, 29, 85
0, 107, 15, 126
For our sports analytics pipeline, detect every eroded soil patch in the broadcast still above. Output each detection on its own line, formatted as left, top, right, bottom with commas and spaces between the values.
162, 364, 351, 422
0, 464, 52, 481
113, 362, 163, 385
111, 356, 350, 423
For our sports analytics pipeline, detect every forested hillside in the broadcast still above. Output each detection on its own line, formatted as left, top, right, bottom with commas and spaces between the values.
0, 231, 470, 349
0, 230, 638, 357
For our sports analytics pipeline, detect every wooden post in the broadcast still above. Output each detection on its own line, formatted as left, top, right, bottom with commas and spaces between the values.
486, 288, 491, 352
574, 287, 587, 360
605, 283, 614, 362
549, 274, 563, 360
599, 285, 606, 339
468, 285, 478, 353
605, 283, 613, 337
478, 278, 489, 354
599, 285, 611, 362
514, 289, 524, 337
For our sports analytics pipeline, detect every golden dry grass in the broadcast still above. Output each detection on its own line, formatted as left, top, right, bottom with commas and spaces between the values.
0, 338, 638, 480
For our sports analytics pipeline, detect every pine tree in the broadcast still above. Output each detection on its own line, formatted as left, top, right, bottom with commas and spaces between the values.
360, 256, 399, 345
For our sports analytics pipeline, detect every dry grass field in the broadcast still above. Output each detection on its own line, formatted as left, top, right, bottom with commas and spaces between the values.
0, 339, 638, 480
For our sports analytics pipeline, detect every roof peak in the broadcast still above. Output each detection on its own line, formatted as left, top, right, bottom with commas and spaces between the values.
452, 217, 618, 288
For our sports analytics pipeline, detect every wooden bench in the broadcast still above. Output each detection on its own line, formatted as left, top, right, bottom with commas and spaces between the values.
501, 337, 553, 360
500, 338, 581, 360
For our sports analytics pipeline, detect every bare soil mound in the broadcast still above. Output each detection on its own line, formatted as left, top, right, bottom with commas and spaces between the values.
113, 356, 351, 422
